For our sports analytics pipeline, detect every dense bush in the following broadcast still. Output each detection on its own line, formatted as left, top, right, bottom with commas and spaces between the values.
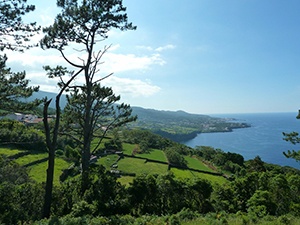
0, 119, 46, 151
128, 173, 212, 215
0, 155, 44, 224
165, 147, 188, 167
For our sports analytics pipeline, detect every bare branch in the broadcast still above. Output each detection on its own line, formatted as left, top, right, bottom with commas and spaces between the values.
60, 50, 84, 69
93, 73, 113, 84
59, 131, 83, 145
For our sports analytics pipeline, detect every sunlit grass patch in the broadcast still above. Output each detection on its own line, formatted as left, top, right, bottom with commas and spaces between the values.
170, 168, 227, 185
27, 160, 47, 183
0, 147, 23, 156
118, 157, 168, 176
184, 156, 213, 172
117, 176, 134, 187
91, 137, 108, 150
138, 149, 167, 162
28, 157, 71, 186
97, 154, 119, 169
122, 143, 135, 155
14, 153, 48, 165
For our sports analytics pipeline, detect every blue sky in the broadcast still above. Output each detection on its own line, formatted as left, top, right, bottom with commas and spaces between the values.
6, 0, 300, 114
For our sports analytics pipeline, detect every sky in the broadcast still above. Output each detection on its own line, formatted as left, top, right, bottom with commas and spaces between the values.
5, 0, 300, 114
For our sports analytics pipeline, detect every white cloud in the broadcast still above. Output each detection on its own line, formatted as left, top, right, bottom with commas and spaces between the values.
155, 44, 176, 52
109, 44, 121, 51
6, 44, 167, 75
136, 45, 154, 51
24, 71, 60, 93
137, 44, 176, 52
103, 52, 165, 73
103, 76, 161, 97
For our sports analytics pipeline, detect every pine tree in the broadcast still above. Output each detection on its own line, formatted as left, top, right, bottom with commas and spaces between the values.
40, 0, 136, 217
0, 0, 41, 114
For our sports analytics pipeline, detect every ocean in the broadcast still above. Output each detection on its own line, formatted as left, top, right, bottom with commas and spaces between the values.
183, 112, 300, 169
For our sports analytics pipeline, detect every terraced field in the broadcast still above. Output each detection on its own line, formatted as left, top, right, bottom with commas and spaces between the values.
1, 145, 227, 186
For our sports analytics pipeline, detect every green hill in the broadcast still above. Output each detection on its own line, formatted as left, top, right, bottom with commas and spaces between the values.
28, 91, 250, 142
131, 107, 250, 141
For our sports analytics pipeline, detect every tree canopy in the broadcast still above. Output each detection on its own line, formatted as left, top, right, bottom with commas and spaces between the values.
283, 110, 300, 162
0, 55, 40, 113
0, 0, 41, 113
0, 0, 40, 51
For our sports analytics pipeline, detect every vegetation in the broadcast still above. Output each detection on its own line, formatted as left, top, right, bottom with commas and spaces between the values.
131, 107, 250, 142
0, 119, 46, 151
1, 0, 300, 224
283, 110, 300, 162
0, 0, 41, 114
32, 212, 300, 225
1, 124, 300, 224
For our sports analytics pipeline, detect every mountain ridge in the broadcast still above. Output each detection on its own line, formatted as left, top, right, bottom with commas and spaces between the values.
28, 90, 250, 142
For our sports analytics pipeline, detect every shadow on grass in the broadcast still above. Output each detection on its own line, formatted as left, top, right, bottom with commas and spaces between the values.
123, 153, 224, 177
8, 151, 31, 160
23, 157, 48, 167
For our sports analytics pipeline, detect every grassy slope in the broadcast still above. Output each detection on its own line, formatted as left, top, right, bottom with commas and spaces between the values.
184, 156, 212, 172
1, 145, 227, 186
14, 152, 48, 165
118, 157, 169, 175
0, 147, 23, 156
122, 143, 135, 155
138, 149, 167, 162
27, 158, 71, 186
170, 168, 226, 185
1, 148, 71, 186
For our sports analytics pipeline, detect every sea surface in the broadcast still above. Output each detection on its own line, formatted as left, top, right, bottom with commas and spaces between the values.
183, 112, 300, 169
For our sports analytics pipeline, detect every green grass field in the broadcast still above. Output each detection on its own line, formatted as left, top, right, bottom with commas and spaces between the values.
97, 154, 119, 169
170, 168, 227, 185
1, 145, 227, 186
137, 149, 167, 162
14, 152, 48, 165
27, 158, 71, 186
122, 144, 167, 162
0, 147, 23, 156
122, 143, 135, 155
185, 155, 214, 172
117, 157, 169, 175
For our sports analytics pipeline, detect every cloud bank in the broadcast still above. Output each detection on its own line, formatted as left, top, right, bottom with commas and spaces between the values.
5, 43, 175, 98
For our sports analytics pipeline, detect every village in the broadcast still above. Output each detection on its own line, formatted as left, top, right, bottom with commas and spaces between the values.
0, 112, 53, 125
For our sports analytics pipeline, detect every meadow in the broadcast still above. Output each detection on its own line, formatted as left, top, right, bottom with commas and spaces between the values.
0, 144, 227, 186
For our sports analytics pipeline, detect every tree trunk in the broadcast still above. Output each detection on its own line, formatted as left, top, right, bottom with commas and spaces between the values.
42, 96, 61, 218
81, 67, 93, 194
42, 99, 54, 218
81, 143, 91, 194
43, 148, 55, 218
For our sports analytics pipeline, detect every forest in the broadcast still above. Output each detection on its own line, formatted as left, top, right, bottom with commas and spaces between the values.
0, 0, 300, 224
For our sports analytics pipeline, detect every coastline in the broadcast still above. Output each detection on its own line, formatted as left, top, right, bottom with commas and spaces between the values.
182, 112, 300, 169
155, 122, 251, 143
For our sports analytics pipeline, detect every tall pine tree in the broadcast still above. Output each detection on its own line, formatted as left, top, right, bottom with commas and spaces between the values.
40, 0, 136, 217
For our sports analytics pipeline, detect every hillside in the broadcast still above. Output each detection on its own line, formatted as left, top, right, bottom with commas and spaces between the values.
29, 91, 250, 142
1, 122, 300, 224
130, 107, 250, 141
